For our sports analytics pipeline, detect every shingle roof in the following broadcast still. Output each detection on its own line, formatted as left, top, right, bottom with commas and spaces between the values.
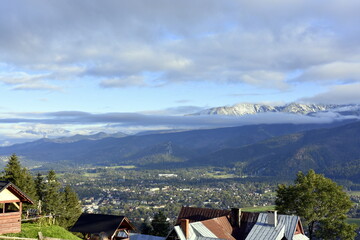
0, 181, 34, 204
70, 213, 135, 236
176, 207, 231, 225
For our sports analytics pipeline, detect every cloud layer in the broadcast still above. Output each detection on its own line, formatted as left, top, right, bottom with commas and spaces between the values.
1, 110, 358, 138
0, 0, 359, 99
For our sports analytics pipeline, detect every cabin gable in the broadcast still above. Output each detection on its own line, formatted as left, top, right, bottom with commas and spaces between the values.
0, 188, 20, 202
0, 181, 34, 235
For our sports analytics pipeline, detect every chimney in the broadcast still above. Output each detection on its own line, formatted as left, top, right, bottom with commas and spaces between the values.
267, 211, 277, 227
180, 219, 190, 239
230, 208, 241, 228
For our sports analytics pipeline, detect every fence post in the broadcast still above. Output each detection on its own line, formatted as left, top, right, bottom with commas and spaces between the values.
37, 232, 43, 240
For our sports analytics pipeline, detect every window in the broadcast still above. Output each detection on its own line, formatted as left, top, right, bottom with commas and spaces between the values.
0, 202, 20, 213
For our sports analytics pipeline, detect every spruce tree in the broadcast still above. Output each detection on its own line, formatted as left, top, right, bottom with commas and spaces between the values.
35, 173, 45, 201
140, 217, 154, 235
2, 154, 38, 203
43, 170, 62, 219
150, 211, 170, 237
59, 185, 82, 229
3, 154, 24, 186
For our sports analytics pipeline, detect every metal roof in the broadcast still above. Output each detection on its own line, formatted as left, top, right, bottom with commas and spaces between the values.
129, 233, 165, 240
201, 216, 235, 240
245, 213, 308, 240
172, 207, 308, 240
236, 212, 260, 240
174, 216, 234, 240
176, 206, 230, 225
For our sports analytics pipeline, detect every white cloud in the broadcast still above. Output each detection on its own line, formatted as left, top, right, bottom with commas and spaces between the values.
0, 71, 61, 90
1, 0, 359, 91
100, 75, 147, 88
300, 83, 360, 104
294, 62, 360, 83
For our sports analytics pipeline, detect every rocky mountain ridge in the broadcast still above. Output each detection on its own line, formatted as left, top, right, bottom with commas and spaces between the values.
191, 103, 360, 116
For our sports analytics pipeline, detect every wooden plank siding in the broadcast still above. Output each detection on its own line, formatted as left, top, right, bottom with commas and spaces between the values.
0, 212, 21, 234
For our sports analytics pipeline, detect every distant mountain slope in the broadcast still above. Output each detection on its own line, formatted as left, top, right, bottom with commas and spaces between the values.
0, 122, 348, 166
191, 103, 360, 116
195, 121, 360, 181
47, 132, 127, 143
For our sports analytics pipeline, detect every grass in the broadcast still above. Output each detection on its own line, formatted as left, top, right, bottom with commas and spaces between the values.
105, 165, 137, 169
205, 171, 237, 179
347, 191, 360, 196
4, 223, 81, 240
346, 218, 360, 227
242, 205, 276, 212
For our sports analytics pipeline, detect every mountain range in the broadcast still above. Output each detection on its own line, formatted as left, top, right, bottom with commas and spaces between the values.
191, 103, 360, 116
0, 119, 359, 182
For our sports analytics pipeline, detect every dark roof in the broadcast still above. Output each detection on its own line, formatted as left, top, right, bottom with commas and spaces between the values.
0, 181, 34, 204
71, 213, 135, 235
234, 212, 260, 240
176, 206, 231, 225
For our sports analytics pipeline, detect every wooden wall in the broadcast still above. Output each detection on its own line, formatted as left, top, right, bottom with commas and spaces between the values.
0, 212, 21, 234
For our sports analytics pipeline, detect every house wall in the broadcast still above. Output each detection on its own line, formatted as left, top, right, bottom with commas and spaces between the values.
0, 212, 21, 234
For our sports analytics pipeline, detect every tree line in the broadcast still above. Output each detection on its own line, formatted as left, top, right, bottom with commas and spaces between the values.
0, 154, 82, 229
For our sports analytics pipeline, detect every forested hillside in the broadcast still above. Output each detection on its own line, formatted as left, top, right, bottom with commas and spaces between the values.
197, 121, 360, 181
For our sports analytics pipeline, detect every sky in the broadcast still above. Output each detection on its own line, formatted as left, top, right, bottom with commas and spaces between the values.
1, 0, 360, 143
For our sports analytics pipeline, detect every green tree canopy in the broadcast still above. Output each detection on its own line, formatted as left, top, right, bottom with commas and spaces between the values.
35, 172, 46, 202
150, 211, 170, 237
275, 169, 357, 240
140, 216, 153, 235
59, 184, 82, 229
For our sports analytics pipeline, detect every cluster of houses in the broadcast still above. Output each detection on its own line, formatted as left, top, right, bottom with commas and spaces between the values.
0, 181, 309, 240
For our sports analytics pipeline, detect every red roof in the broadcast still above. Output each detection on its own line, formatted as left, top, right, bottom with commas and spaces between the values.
176, 206, 231, 225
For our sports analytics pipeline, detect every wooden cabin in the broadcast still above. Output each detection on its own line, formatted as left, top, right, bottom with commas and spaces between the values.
71, 213, 136, 240
0, 181, 34, 234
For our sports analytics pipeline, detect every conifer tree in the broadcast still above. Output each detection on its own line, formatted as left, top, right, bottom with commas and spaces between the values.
3, 154, 24, 185
150, 211, 170, 237
43, 170, 62, 219
2, 154, 37, 203
59, 185, 82, 228
140, 216, 153, 235
35, 173, 45, 201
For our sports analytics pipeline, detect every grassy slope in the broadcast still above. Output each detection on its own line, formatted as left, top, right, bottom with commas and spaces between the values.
241, 205, 276, 212
4, 223, 81, 240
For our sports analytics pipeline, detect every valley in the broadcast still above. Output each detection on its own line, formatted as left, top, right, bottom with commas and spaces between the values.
1, 117, 359, 231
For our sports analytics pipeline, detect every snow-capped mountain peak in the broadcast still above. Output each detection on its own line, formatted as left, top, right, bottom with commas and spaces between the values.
191, 103, 360, 116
